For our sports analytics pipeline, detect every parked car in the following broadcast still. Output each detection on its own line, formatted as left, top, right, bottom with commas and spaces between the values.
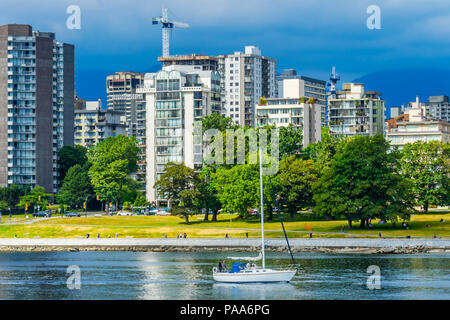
147, 208, 159, 215
65, 212, 81, 217
117, 210, 132, 216
248, 208, 258, 215
33, 211, 51, 218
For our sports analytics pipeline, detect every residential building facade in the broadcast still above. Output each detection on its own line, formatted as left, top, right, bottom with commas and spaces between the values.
419, 95, 450, 122
106, 71, 147, 191
138, 65, 222, 205
74, 99, 126, 148
387, 97, 450, 147
218, 46, 277, 127
277, 70, 327, 125
0, 24, 74, 193
327, 83, 385, 137
255, 98, 322, 148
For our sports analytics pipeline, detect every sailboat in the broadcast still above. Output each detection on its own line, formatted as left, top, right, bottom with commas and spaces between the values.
213, 146, 298, 283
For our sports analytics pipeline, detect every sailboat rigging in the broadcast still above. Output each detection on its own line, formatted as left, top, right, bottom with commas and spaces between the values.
212, 145, 298, 283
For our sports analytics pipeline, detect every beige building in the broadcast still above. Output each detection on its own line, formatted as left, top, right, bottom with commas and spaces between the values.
255, 78, 322, 148
387, 97, 450, 147
74, 99, 126, 148
328, 83, 385, 137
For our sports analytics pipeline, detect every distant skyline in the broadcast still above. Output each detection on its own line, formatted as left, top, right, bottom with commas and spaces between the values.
2, 0, 450, 107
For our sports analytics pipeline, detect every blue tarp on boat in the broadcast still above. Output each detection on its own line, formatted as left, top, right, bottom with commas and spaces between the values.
229, 262, 246, 273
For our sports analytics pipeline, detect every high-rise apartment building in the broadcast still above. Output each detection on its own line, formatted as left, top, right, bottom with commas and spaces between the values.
106, 71, 145, 134
277, 69, 327, 126
419, 95, 450, 122
74, 99, 126, 148
0, 24, 74, 193
327, 83, 385, 137
218, 46, 277, 127
255, 77, 322, 148
255, 98, 322, 148
106, 71, 147, 190
138, 65, 222, 205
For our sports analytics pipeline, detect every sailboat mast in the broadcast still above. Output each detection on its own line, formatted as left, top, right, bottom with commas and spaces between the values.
259, 145, 265, 269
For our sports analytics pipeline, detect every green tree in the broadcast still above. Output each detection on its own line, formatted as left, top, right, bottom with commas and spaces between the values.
313, 135, 415, 228
302, 127, 345, 172
276, 156, 319, 220
399, 141, 450, 213
18, 186, 51, 213
200, 113, 238, 134
88, 135, 139, 209
57, 164, 94, 209
0, 184, 28, 209
0, 200, 9, 212
278, 125, 303, 160
57, 145, 88, 183
196, 165, 222, 221
133, 194, 149, 207
154, 162, 200, 223
212, 164, 260, 218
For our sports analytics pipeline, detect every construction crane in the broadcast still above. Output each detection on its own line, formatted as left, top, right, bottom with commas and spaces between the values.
152, 7, 190, 58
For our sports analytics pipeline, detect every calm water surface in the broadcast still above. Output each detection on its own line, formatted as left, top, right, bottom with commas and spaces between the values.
0, 251, 448, 299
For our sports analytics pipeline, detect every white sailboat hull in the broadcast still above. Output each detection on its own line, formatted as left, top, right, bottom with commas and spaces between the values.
213, 268, 296, 283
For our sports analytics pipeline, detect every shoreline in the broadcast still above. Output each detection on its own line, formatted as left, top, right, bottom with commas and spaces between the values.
0, 238, 449, 254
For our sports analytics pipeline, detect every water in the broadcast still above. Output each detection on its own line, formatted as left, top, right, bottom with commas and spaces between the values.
0, 251, 448, 299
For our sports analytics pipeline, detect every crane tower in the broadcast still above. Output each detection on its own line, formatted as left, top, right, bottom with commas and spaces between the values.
152, 7, 190, 57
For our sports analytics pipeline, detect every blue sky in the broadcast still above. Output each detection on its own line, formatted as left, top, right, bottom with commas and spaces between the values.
2, 0, 450, 106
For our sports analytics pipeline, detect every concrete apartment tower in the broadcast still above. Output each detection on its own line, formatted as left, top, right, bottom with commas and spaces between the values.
277, 69, 327, 126
327, 83, 385, 137
218, 46, 277, 127
137, 65, 222, 206
255, 78, 322, 148
74, 99, 126, 148
0, 24, 74, 193
106, 71, 146, 190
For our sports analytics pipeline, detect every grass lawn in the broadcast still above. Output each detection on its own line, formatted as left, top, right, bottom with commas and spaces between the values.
0, 212, 448, 239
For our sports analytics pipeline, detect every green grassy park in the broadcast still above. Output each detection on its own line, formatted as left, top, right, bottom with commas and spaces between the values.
0, 212, 448, 239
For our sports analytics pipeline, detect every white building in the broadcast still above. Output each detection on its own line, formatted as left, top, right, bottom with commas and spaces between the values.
218, 46, 277, 127
387, 97, 450, 147
138, 65, 222, 206
277, 69, 327, 126
74, 99, 126, 148
327, 83, 385, 137
255, 78, 322, 148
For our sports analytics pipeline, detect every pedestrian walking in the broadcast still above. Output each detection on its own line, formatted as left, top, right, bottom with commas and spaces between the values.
341, 226, 345, 233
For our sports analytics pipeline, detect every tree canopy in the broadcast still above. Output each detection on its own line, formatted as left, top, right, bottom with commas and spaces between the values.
88, 135, 139, 208
313, 134, 415, 228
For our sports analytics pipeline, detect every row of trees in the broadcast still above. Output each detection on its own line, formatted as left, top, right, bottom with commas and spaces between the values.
156, 114, 449, 226
57, 135, 147, 211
